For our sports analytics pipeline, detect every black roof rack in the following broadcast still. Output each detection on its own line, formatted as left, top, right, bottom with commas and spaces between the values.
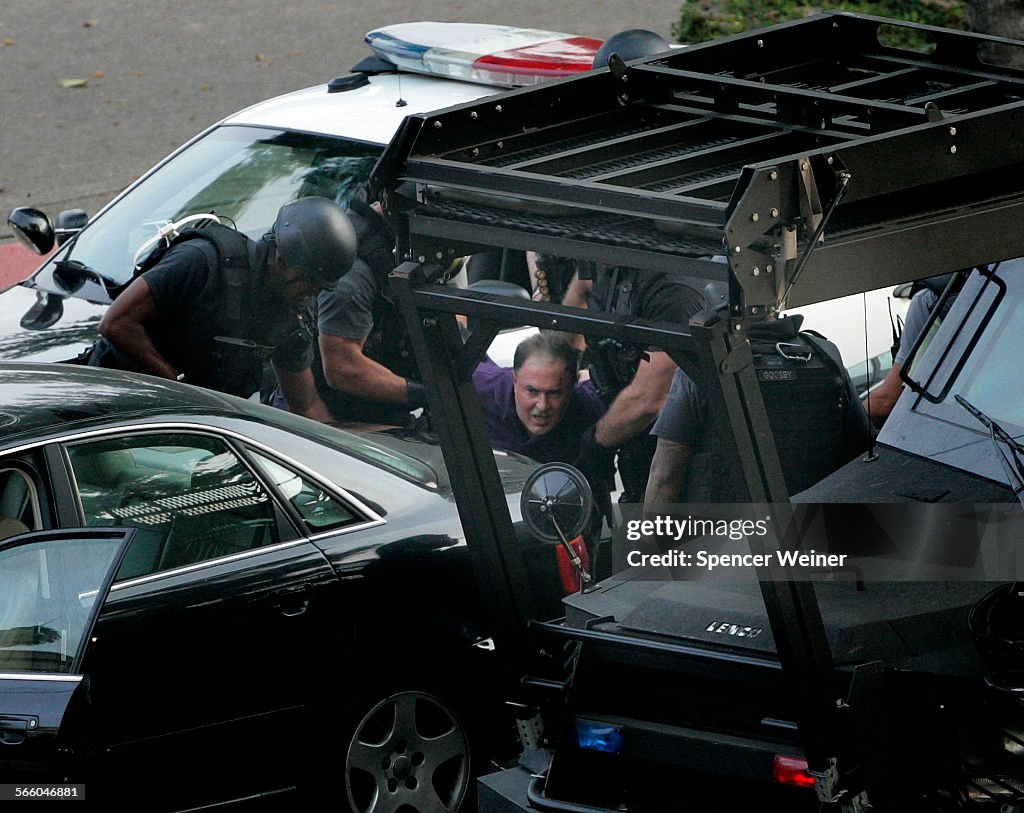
373, 11, 1024, 312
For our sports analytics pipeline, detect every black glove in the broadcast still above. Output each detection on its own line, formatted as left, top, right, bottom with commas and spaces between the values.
575, 424, 617, 486
405, 379, 428, 409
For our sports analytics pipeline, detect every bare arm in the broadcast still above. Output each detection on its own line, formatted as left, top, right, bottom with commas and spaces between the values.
274, 364, 334, 421
862, 362, 903, 428
97, 277, 180, 380
319, 333, 412, 404
594, 350, 677, 448
559, 272, 589, 352
644, 437, 692, 516
561, 273, 591, 309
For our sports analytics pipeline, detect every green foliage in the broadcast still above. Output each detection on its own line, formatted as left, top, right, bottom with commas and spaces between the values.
673, 0, 966, 50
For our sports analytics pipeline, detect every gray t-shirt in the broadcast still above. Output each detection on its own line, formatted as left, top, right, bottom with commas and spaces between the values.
317, 254, 377, 341
309, 203, 416, 425
894, 288, 938, 368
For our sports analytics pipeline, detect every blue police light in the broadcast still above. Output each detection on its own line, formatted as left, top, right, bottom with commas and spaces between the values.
575, 720, 624, 754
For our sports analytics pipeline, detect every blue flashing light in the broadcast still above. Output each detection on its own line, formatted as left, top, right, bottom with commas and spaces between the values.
575, 720, 624, 754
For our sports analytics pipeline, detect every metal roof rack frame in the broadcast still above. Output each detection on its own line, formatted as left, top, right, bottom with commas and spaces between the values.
374, 14, 1024, 810
375, 11, 1024, 314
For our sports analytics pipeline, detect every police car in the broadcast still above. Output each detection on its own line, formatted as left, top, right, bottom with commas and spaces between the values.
2, 23, 603, 358
3, 21, 903, 383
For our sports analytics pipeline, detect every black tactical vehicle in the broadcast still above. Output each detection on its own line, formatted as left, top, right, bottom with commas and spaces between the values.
371, 12, 1024, 812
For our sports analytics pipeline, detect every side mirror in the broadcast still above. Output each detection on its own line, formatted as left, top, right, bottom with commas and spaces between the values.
8, 207, 56, 255
520, 463, 594, 542
55, 209, 89, 247
20, 290, 65, 331
521, 463, 595, 587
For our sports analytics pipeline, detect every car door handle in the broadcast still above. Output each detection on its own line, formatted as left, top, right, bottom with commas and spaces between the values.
270, 583, 314, 617
0, 716, 37, 746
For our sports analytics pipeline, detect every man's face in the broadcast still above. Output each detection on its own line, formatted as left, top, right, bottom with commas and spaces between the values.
513, 357, 572, 437
274, 255, 329, 305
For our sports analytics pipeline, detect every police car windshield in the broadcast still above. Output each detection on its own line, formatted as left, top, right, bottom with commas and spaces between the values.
57, 125, 380, 289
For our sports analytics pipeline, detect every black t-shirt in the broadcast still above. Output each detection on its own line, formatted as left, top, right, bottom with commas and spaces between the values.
588, 266, 704, 333
584, 266, 703, 401
92, 240, 312, 397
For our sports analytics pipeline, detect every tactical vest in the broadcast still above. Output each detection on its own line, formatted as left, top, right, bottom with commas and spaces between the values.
97, 224, 299, 397
684, 324, 868, 501
586, 266, 647, 401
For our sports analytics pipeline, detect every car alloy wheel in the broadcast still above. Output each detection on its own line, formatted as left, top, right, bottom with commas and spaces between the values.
344, 690, 471, 813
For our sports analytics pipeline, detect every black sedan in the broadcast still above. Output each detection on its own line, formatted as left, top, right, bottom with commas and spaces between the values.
0, 362, 578, 811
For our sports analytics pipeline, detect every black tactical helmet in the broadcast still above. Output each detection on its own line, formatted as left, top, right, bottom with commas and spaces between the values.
592, 29, 669, 69
273, 196, 357, 287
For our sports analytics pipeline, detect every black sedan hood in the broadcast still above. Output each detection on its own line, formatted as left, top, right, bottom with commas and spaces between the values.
363, 427, 537, 497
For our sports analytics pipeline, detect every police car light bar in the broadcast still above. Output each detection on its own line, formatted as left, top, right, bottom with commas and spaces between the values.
365, 22, 603, 87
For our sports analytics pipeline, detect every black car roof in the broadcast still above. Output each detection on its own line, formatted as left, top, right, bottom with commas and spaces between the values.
0, 362, 238, 445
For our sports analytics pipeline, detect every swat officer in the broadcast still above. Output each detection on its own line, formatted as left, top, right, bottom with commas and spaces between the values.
566, 263, 705, 503
91, 196, 356, 420
645, 313, 874, 511
310, 192, 429, 426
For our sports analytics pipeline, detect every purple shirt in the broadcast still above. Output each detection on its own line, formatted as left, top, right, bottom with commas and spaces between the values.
472, 358, 606, 464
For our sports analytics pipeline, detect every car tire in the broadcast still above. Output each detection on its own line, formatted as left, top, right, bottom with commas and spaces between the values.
318, 674, 482, 813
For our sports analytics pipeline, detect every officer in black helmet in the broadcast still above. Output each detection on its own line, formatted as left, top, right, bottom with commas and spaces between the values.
92, 196, 356, 419
309, 190, 432, 427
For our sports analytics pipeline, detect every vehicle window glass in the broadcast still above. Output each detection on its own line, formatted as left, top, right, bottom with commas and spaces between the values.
66, 433, 279, 581
229, 404, 440, 488
248, 451, 359, 533
0, 534, 123, 675
915, 265, 1024, 435
0, 468, 40, 540
61, 126, 380, 286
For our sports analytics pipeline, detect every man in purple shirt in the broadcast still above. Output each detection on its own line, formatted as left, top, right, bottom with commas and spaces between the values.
473, 331, 606, 464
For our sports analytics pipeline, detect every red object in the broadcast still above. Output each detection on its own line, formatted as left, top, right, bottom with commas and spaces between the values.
772, 754, 816, 789
0, 243, 50, 293
475, 37, 604, 80
556, 535, 592, 594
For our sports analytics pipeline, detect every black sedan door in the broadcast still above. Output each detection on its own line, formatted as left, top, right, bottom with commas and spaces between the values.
58, 430, 347, 806
0, 528, 132, 783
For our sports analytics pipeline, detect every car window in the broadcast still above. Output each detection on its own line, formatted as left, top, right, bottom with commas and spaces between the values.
248, 451, 359, 534
0, 533, 124, 675
0, 467, 40, 540
228, 404, 440, 488
913, 263, 1024, 434
65, 433, 279, 581
57, 126, 380, 287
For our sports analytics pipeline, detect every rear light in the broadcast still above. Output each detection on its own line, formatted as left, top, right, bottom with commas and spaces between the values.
576, 720, 624, 753
772, 754, 816, 789
556, 535, 591, 594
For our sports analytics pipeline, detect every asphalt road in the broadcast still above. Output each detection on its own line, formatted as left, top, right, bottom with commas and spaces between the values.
0, 0, 683, 234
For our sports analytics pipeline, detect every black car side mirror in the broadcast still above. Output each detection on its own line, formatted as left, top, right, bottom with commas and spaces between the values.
20, 290, 65, 331
8, 207, 55, 255
55, 209, 89, 247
